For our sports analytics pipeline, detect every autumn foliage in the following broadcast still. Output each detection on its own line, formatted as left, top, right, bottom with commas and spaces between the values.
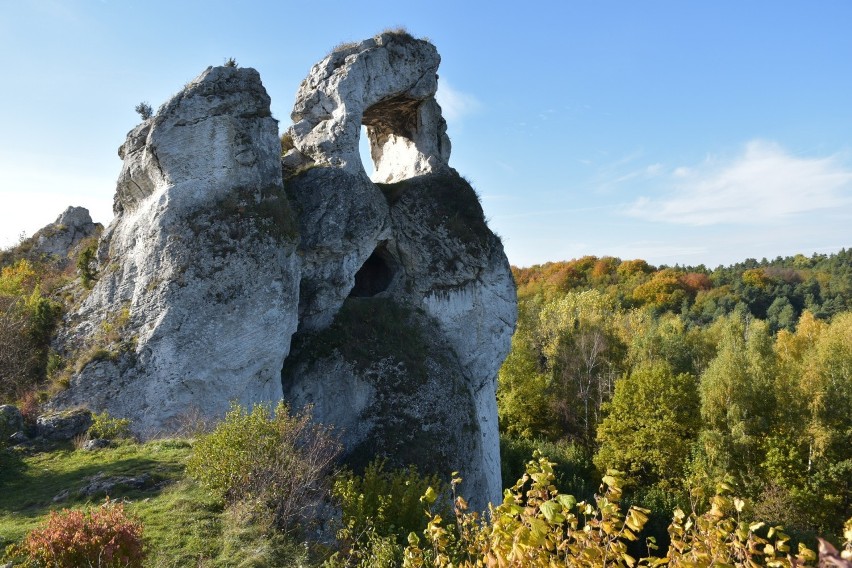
14, 500, 145, 568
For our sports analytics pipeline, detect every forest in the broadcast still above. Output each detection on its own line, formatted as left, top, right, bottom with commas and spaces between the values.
500, 250, 852, 542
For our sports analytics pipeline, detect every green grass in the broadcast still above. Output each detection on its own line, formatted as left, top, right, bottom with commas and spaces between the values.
0, 439, 223, 565
0, 438, 323, 567
0, 439, 193, 544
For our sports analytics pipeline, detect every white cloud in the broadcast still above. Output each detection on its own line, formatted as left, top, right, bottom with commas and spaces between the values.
627, 140, 852, 225
436, 79, 482, 123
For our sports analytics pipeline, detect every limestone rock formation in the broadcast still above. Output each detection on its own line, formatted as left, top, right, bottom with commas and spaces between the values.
286, 32, 450, 183
51, 31, 516, 508
30, 206, 100, 263
0, 404, 24, 441
53, 66, 301, 436
282, 31, 516, 507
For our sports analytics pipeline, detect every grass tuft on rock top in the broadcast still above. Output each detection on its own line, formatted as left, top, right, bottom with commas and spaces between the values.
377, 170, 495, 255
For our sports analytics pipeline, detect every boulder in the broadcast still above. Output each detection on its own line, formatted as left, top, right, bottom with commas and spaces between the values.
0, 404, 24, 440
37, 408, 93, 441
82, 438, 111, 451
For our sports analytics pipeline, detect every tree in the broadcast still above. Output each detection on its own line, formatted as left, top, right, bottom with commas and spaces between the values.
632, 269, 688, 312
497, 312, 558, 439
695, 315, 777, 491
134, 101, 153, 120
595, 362, 700, 490
538, 290, 626, 446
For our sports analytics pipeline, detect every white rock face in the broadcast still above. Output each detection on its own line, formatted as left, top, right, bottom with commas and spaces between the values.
54, 66, 301, 436
283, 32, 517, 509
288, 31, 450, 183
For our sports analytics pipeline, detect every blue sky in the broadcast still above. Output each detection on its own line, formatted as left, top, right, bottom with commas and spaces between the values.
1, 0, 850, 268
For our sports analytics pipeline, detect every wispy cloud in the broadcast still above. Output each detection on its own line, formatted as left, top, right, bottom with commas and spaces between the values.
436, 79, 481, 123
626, 140, 852, 225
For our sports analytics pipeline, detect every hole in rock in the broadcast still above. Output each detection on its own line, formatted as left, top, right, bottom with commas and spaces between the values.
349, 244, 397, 298
359, 125, 375, 178
361, 95, 422, 183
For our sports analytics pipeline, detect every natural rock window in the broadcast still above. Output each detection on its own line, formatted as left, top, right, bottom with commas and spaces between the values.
361, 95, 449, 183
349, 244, 397, 297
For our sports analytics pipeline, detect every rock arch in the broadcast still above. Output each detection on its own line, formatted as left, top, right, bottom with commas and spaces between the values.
286, 31, 451, 183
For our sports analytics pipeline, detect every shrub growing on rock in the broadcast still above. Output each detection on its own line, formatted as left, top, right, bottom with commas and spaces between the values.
186, 401, 341, 532
89, 410, 132, 440
134, 101, 152, 120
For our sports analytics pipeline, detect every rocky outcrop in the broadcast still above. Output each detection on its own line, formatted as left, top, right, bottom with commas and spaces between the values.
50, 32, 516, 509
0, 404, 24, 441
53, 66, 301, 436
286, 32, 450, 183
282, 31, 516, 508
30, 206, 99, 263
36, 408, 93, 441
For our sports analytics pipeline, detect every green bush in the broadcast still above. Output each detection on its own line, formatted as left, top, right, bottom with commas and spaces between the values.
337, 460, 443, 541
76, 239, 98, 288
89, 410, 132, 440
500, 436, 596, 501
186, 401, 341, 532
327, 460, 444, 567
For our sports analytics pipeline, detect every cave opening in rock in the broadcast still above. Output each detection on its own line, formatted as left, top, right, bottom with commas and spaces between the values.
349, 244, 397, 297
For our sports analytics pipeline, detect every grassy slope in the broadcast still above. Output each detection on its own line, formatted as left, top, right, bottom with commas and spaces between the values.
0, 438, 320, 567
0, 439, 230, 566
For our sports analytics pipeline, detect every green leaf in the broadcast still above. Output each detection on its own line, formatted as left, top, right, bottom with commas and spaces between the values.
422, 486, 438, 505
539, 500, 563, 523
556, 494, 577, 510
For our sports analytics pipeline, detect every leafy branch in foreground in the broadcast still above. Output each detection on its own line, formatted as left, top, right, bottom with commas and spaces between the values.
401, 453, 849, 567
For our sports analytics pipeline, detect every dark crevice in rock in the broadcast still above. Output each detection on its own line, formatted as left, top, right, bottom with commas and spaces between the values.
349, 243, 397, 298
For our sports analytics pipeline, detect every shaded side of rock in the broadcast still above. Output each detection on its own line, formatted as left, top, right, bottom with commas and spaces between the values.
36, 408, 93, 441
284, 166, 388, 331
377, 172, 517, 501
0, 405, 23, 440
283, 298, 489, 506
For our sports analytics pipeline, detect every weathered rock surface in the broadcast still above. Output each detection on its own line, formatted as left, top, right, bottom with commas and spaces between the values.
36, 408, 93, 441
30, 206, 100, 262
49, 32, 516, 509
283, 299, 489, 500
287, 32, 450, 183
53, 66, 301, 436
283, 32, 516, 508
